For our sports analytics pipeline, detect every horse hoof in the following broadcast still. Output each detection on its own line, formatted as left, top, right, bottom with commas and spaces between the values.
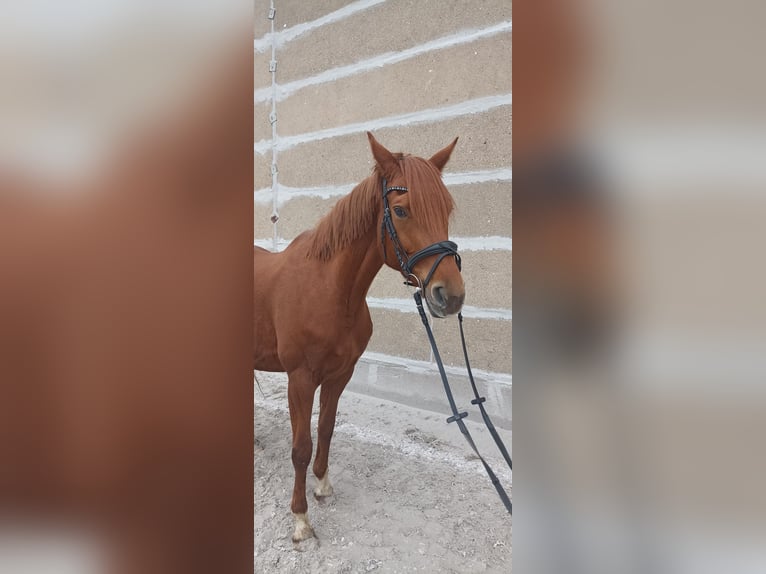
292, 526, 315, 543
292, 513, 315, 542
314, 474, 334, 499
313, 485, 334, 500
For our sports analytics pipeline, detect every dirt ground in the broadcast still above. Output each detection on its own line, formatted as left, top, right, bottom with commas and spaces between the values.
254, 371, 512, 573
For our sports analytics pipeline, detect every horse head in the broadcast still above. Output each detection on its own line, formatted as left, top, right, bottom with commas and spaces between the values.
367, 132, 465, 318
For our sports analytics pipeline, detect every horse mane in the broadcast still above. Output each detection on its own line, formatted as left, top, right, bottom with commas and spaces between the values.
307, 154, 455, 261
306, 168, 381, 261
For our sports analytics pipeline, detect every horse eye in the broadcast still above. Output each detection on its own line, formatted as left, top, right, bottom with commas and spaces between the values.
393, 206, 407, 218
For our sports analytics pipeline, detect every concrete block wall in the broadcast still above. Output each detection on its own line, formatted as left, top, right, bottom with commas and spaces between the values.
254, 0, 512, 376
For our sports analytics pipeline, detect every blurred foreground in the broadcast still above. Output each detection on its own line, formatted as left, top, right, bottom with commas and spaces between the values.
0, 2, 253, 573
514, 1, 766, 572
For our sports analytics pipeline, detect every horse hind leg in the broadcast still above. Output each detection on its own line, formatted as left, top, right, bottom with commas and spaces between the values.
312, 376, 349, 500
287, 370, 317, 542
314, 471, 333, 499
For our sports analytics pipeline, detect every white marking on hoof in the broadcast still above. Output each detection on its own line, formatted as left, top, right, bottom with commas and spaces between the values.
314, 472, 334, 498
292, 513, 315, 542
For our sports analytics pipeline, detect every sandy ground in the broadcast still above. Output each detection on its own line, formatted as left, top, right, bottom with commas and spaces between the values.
254, 371, 512, 573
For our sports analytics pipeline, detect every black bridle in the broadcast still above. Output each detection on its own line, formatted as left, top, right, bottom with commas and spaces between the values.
379, 177, 513, 514
380, 178, 461, 289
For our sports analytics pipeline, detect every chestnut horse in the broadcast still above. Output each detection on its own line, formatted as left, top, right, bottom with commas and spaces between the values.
254, 132, 465, 542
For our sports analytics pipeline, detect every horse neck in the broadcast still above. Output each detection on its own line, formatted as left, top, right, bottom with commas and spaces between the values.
331, 223, 384, 312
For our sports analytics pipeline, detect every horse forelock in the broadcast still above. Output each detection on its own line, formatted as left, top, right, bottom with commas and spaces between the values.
399, 155, 455, 235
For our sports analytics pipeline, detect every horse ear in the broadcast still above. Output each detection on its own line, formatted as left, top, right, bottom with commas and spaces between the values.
428, 137, 459, 172
367, 131, 399, 177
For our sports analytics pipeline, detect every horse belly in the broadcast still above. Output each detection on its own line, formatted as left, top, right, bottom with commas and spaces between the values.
254, 353, 283, 372
254, 338, 280, 371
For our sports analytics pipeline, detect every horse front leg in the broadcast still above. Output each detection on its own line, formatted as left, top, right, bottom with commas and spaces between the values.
312, 372, 351, 500
287, 370, 317, 542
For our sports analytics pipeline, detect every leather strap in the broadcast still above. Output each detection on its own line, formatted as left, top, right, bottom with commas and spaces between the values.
459, 312, 513, 471
380, 176, 513, 514
413, 290, 512, 514
404, 241, 460, 288
381, 179, 461, 288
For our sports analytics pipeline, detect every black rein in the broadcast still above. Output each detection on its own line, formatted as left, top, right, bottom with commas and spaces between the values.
380, 178, 513, 514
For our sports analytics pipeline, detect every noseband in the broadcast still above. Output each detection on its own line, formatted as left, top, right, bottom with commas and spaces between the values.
380, 178, 461, 288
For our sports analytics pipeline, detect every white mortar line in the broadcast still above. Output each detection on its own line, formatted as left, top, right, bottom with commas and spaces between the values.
254, 237, 291, 251
366, 297, 512, 321
253, 182, 356, 205
254, 0, 387, 53
254, 168, 511, 206
452, 235, 512, 251
254, 35, 271, 54
359, 351, 513, 386
254, 94, 512, 155
254, 21, 513, 104
443, 168, 513, 186
255, 393, 512, 482
254, 235, 511, 253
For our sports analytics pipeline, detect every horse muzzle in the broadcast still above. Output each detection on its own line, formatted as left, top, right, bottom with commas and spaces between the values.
425, 282, 465, 318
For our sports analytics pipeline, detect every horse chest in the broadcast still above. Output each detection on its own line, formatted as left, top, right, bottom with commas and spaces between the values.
295, 307, 372, 373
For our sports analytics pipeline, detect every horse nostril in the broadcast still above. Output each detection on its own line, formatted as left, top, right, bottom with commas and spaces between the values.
432, 285, 447, 307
